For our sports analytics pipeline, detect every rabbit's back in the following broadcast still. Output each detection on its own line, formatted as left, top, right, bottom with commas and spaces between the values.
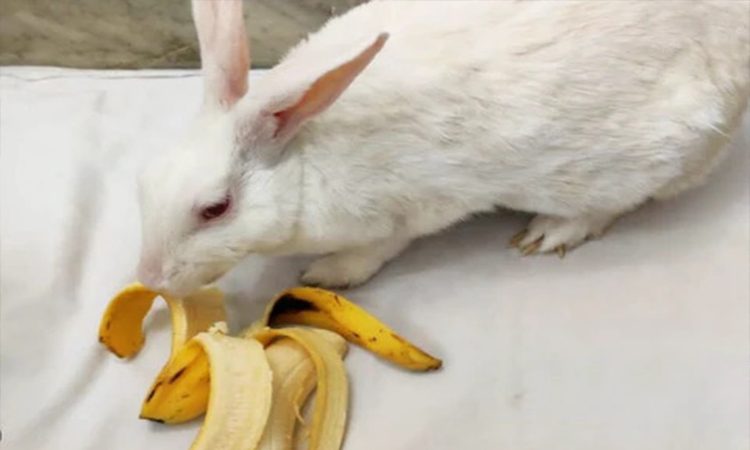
289, 0, 749, 88
281, 1, 749, 240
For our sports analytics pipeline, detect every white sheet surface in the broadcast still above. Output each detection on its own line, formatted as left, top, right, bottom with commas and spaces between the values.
1, 67, 748, 450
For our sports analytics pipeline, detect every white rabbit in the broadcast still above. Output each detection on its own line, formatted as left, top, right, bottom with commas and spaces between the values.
137, 0, 750, 295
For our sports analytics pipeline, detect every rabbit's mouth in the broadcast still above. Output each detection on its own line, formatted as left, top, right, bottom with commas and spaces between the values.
168, 264, 230, 296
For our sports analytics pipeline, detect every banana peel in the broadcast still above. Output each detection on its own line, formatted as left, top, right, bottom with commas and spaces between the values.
249, 287, 442, 372
98, 282, 226, 358
140, 336, 212, 423
98, 283, 225, 423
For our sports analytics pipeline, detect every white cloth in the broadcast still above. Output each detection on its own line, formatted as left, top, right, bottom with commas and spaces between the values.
1, 67, 748, 450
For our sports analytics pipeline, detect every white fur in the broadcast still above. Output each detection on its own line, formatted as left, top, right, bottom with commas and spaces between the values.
138, 0, 750, 295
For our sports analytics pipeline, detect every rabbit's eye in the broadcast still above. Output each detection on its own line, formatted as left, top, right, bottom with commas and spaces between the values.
200, 196, 232, 221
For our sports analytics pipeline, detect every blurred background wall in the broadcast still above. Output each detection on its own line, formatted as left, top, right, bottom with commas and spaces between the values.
0, 0, 367, 69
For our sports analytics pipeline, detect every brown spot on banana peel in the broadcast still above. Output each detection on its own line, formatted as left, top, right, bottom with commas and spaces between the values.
146, 382, 162, 403
168, 367, 187, 384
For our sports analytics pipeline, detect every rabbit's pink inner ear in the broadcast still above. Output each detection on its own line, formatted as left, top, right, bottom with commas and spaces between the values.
272, 33, 389, 139
192, 0, 250, 110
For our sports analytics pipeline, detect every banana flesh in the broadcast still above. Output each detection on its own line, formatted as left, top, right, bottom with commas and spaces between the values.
254, 287, 442, 371
188, 330, 273, 450
258, 331, 347, 450
253, 328, 349, 450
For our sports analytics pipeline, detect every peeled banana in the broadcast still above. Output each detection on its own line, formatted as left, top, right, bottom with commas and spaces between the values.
98, 282, 442, 450
138, 323, 349, 450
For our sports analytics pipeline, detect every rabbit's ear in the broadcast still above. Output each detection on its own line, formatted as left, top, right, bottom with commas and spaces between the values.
192, 0, 250, 110
266, 33, 389, 142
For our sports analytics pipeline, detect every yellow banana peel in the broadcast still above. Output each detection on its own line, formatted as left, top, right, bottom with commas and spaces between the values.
98, 283, 225, 423
140, 337, 212, 423
252, 287, 442, 371
98, 282, 226, 358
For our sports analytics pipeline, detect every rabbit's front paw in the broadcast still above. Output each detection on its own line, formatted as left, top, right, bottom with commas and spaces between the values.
300, 237, 412, 288
509, 213, 617, 257
300, 252, 377, 288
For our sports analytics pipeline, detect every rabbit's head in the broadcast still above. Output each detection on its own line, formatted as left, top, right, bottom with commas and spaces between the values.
137, 0, 387, 295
